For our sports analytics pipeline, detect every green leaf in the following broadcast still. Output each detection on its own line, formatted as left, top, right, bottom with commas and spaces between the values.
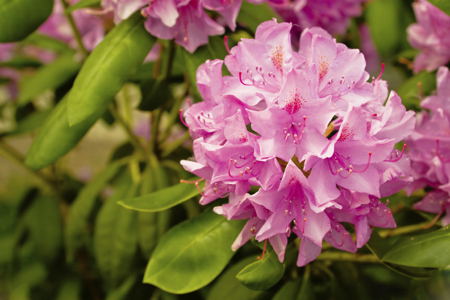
0, 0, 54, 42
236, 1, 281, 33
12, 262, 48, 288
18, 53, 82, 105
382, 225, 450, 268
365, 0, 403, 56
23, 195, 62, 261
65, 160, 125, 262
118, 179, 202, 212
138, 77, 172, 111
24, 33, 75, 54
207, 257, 264, 300
144, 209, 245, 294
0, 57, 42, 69
65, 0, 101, 13
181, 35, 228, 101
94, 178, 139, 287
272, 278, 302, 300
67, 12, 156, 125
236, 249, 285, 291
396, 71, 436, 111
106, 274, 137, 300
429, 0, 450, 16
24, 94, 105, 170
56, 279, 81, 300
9, 110, 51, 136
366, 231, 437, 278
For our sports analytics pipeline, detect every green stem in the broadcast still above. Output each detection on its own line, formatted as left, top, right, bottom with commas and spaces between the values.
316, 252, 380, 263
109, 104, 148, 158
0, 141, 55, 190
378, 222, 435, 238
61, 0, 89, 60
149, 108, 162, 153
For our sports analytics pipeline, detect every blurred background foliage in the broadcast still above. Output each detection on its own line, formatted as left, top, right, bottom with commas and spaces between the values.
1, 0, 450, 299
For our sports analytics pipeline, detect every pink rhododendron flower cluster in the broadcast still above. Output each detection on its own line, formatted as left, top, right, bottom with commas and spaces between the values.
405, 66, 450, 226
39, 0, 106, 51
254, 0, 366, 35
180, 20, 415, 266
407, 0, 450, 73
101, 0, 242, 53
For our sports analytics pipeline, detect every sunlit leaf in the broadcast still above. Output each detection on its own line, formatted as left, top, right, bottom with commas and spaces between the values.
144, 209, 244, 294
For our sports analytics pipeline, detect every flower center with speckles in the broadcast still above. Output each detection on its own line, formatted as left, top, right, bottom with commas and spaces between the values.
339, 124, 354, 141
318, 55, 330, 82
270, 46, 284, 74
283, 88, 304, 114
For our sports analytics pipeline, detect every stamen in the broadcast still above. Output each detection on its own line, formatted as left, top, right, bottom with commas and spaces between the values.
368, 211, 391, 227
179, 109, 189, 127
257, 240, 268, 260
239, 72, 251, 86
224, 36, 231, 54
422, 207, 445, 229
375, 63, 385, 81
384, 144, 406, 162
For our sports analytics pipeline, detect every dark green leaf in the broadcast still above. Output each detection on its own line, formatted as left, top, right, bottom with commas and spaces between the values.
138, 77, 172, 111
24, 95, 106, 170
18, 53, 82, 105
67, 12, 156, 125
144, 209, 245, 294
236, 1, 281, 33
272, 278, 302, 300
382, 225, 450, 268
23, 195, 62, 261
0, 0, 54, 42
94, 178, 139, 287
9, 110, 51, 136
181, 35, 228, 101
65, 0, 100, 13
106, 274, 137, 300
396, 71, 436, 111
365, 0, 403, 56
56, 279, 81, 300
65, 160, 125, 262
366, 232, 437, 278
208, 257, 264, 300
11, 262, 47, 288
429, 0, 450, 16
0, 57, 42, 69
118, 179, 201, 212
236, 249, 284, 291
0, 76, 10, 85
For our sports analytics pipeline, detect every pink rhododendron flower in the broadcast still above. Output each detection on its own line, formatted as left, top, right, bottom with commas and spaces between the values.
407, 0, 450, 73
405, 67, 450, 226
180, 20, 414, 266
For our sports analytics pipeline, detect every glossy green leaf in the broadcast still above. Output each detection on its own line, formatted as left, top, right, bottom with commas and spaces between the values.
181, 35, 228, 101
94, 177, 138, 287
18, 53, 82, 105
0, 0, 54, 42
24, 95, 105, 170
396, 71, 436, 111
65, 160, 125, 262
382, 225, 450, 268
429, 0, 450, 16
365, 0, 403, 56
65, 0, 100, 13
118, 179, 202, 212
67, 12, 156, 125
208, 257, 264, 300
236, 250, 285, 291
144, 209, 244, 294
236, 1, 281, 33
366, 232, 437, 278
23, 195, 62, 261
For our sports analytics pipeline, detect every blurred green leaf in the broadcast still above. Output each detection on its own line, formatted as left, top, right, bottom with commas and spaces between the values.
56, 279, 81, 300
138, 77, 172, 111
181, 35, 228, 101
236, 1, 281, 33
23, 195, 62, 261
24, 95, 105, 170
208, 257, 264, 300
24, 33, 75, 54
67, 12, 156, 125
429, 0, 450, 16
365, 0, 403, 56
106, 274, 137, 300
12, 261, 47, 288
65, 160, 125, 262
118, 178, 201, 212
236, 249, 284, 291
396, 71, 436, 111
9, 110, 52, 136
65, 0, 101, 13
144, 209, 245, 294
94, 177, 139, 287
272, 278, 302, 300
382, 225, 450, 268
0, 76, 10, 84
18, 53, 82, 105
0, 0, 53, 42
366, 232, 437, 278
0, 57, 42, 69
